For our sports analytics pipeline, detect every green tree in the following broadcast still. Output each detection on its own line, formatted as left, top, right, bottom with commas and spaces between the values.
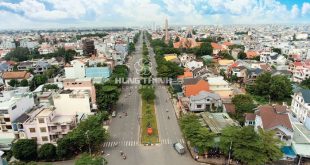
38, 143, 56, 161
174, 36, 180, 42
232, 94, 255, 124
56, 113, 109, 159
43, 84, 59, 91
258, 129, 283, 163
139, 87, 155, 103
12, 139, 37, 162
237, 51, 247, 59
8, 79, 19, 87
20, 79, 29, 87
219, 51, 234, 60
75, 153, 104, 165
253, 72, 272, 96
272, 47, 282, 54
4, 47, 30, 62
30, 75, 48, 90
300, 78, 310, 89
270, 75, 292, 100
195, 42, 213, 57
95, 84, 120, 111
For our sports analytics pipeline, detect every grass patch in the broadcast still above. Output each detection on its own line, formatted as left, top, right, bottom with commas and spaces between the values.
141, 99, 159, 144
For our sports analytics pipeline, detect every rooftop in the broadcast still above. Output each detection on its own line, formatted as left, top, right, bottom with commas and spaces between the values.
201, 112, 239, 134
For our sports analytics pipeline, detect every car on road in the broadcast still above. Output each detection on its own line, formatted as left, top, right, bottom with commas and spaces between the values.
173, 142, 185, 155
112, 111, 117, 117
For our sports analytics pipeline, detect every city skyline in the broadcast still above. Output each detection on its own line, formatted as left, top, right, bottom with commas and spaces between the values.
0, 0, 310, 30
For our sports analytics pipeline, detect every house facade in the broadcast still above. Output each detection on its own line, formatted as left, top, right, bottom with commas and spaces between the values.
188, 91, 222, 112
291, 89, 310, 123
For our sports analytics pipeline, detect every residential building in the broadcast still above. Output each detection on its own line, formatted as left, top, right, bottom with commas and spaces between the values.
291, 89, 310, 123
0, 88, 35, 148
23, 107, 76, 145
218, 60, 234, 71
2, 71, 33, 87
64, 60, 86, 79
188, 91, 222, 112
184, 60, 204, 71
82, 39, 95, 56
182, 78, 210, 97
207, 76, 233, 99
201, 112, 239, 134
53, 89, 94, 116
179, 53, 196, 66
63, 78, 96, 104
247, 105, 293, 144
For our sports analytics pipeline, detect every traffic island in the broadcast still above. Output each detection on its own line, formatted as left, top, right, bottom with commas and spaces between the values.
140, 99, 159, 145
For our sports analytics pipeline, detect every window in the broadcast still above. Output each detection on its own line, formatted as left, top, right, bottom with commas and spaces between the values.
51, 126, 57, 130
40, 127, 47, 132
196, 104, 202, 108
61, 125, 67, 129
12, 105, 17, 110
4, 118, 10, 122
31, 137, 37, 141
29, 128, 36, 133
42, 136, 48, 141
6, 125, 12, 129
38, 118, 45, 123
0, 110, 8, 114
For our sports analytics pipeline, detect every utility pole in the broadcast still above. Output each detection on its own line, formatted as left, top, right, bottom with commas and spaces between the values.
227, 141, 233, 165
85, 130, 91, 155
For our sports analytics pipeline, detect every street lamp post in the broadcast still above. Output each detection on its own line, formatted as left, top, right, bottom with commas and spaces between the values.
85, 130, 91, 155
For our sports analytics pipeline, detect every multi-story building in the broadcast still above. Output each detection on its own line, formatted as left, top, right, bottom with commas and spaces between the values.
23, 107, 76, 145
53, 89, 94, 117
83, 39, 95, 56
63, 78, 96, 104
291, 89, 310, 123
0, 88, 35, 149
65, 59, 111, 83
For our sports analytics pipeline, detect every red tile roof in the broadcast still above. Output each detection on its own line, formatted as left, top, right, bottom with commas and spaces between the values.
184, 79, 210, 97
245, 113, 256, 121
211, 42, 222, 50
2, 71, 31, 79
257, 105, 292, 131
224, 103, 236, 114
246, 51, 258, 58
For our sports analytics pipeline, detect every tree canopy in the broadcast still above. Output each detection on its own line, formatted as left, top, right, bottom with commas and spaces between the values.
38, 143, 56, 161
232, 94, 256, 124
220, 126, 283, 165
194, 42, 213, 57
56, 112, 109, 159
247, 72, 292, 101
237, 51, 247, 59
4, 47, 30, 62
180, 114, 215, 154
12, 139, 37, 162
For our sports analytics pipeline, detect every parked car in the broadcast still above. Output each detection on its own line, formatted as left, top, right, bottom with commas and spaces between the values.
173, 142, 185, 154
112, 111, 117, 117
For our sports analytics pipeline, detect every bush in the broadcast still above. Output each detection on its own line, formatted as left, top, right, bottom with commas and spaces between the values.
38, 143, 56, 161
12, 139, 37, 162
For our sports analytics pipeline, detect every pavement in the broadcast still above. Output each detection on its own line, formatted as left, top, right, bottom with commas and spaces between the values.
102, 32, 198, 165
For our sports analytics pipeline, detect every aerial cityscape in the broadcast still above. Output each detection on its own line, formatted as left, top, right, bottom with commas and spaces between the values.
0, 0, 310, 165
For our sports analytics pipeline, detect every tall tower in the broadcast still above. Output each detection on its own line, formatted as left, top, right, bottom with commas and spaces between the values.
164, 18, 169, 44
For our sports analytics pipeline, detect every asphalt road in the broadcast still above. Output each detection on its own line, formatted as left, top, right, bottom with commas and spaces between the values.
103, 32, 197, 165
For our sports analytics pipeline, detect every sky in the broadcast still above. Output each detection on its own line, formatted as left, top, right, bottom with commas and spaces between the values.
0, 0, 309, 30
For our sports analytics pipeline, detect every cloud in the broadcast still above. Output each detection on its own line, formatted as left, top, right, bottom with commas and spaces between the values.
302, 2, 310, 15
291, 4, 299, 18
0, 0, 309, 29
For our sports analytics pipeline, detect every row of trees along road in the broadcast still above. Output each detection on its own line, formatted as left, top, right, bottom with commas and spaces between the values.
11, 112, 109, 163
180, 114, 283, 165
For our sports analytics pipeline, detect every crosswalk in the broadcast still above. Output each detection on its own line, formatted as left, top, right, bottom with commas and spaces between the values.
103, 141, 141, 148
161, 138, 185, 145
102, 138, 185, 148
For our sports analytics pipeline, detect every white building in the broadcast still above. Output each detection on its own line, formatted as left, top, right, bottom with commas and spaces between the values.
291, 89, 310, 124
207, 76, 233, 99
23, 107, 76, 145
64, 60, 86, 79
53, 89, 93, 116
0, 88, 35, 147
